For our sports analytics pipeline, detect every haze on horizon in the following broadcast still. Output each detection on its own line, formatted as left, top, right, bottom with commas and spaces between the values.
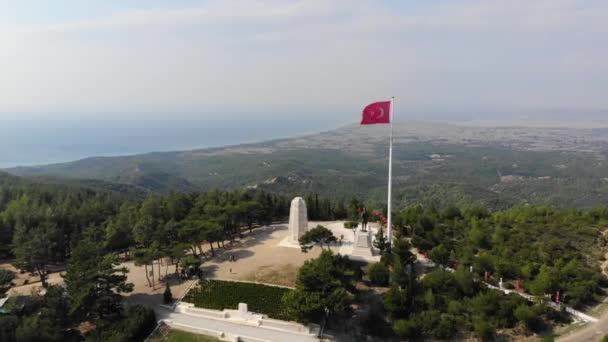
1, 0, 607, 167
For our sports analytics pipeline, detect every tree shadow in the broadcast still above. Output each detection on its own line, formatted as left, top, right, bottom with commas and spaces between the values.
200, 264, 219, 278
160, 272, 199, 286
193, 225, 286, 261
206, 249, 255, 264
196, 225, 287, 264
124, 292, 165, 308
236, 224, 286, 249
341, 288, 396, 341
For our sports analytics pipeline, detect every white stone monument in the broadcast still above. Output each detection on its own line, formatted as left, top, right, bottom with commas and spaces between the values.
288, 197, 308, 244
351, 228, 374, 258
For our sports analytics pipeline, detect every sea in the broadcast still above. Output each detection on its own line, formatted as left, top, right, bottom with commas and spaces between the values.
0, 113, 352, 168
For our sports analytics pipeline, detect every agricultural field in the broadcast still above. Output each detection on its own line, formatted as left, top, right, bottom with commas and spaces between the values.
183, 280, 293, 321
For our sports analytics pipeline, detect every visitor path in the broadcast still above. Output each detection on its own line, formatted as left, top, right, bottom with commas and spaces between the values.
415, 247, 607, 342
558, 314, 608, 342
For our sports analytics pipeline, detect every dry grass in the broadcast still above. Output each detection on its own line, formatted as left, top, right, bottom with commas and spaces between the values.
242, 264, 299, 287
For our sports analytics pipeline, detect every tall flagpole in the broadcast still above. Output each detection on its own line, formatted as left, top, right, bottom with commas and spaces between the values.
387, 96, 394, 246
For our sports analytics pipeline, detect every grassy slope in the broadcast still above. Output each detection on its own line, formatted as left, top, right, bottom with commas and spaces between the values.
150, 329, 220, 342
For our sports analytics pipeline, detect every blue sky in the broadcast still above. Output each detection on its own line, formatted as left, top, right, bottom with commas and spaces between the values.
0, 0, 607, 166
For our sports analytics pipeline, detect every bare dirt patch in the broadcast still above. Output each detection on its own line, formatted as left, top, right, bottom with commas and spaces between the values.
3, 223, 337, 306
198, 224, 323, 285
241, 264, 299, 287
1, 262, 65, 296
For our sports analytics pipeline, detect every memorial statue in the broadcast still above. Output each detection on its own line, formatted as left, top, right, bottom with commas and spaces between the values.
288, 197, 308, 244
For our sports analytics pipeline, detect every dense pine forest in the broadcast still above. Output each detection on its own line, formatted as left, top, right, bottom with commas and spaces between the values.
1, 171, 608, 341
0, 172, 353, 282
400, 205, 608, 306
0, 173, 342, 341
277, 205, 608, 340
381, 205, 608, 340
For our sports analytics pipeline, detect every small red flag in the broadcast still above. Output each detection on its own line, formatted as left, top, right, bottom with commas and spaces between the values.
361, 101, 391, 125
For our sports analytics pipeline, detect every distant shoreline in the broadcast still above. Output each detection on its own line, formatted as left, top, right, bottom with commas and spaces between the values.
446, 119, 608, 129
4, 119, 608, 169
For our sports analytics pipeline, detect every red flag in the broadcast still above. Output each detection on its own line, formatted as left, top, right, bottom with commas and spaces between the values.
361, 101, 391, 125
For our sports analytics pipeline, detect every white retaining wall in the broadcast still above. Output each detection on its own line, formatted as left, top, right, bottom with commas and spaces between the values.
183, 305, 229, 319
164, 320, 273, 342
258, 318, 310, 334
176, 302, 315, 335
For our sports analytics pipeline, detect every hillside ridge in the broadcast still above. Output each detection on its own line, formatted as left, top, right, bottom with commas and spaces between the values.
5, 123, 608, 208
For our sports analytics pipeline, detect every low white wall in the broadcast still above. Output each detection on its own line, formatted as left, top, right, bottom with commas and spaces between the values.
238, 336, 274, 342
184, 306, 228, 319
175, 303, 317, 338
164, 320, 231, 341
212, 277, 295, 289
165, 320, 273, 342
259, 319, 309, 334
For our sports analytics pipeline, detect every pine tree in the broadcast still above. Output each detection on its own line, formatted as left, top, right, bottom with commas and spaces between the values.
163, 283, 173, 304
373, 226, 389, 254
314, 193, 320, 220
12, 221, 58, 288
65, 234, 134, 321
391, 237, 416, 289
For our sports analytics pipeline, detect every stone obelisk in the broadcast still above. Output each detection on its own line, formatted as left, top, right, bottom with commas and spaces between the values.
288, 197, 308, 244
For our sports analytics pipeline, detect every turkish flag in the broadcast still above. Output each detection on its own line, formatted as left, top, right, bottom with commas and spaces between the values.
361, 101, 391, 125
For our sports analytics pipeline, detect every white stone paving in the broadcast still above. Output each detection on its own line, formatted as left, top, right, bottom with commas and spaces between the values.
278, 221, 381, 262
157, 309, 320, 342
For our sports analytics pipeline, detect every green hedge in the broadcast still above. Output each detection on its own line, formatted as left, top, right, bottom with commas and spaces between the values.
344, 221, 358, 229
184, 280, 293, 321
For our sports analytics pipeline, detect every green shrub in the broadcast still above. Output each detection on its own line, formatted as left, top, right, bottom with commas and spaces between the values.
367, 262, 389, 286
392, 319, 421, 339
0, 269, 14, 294
85, 304, 157, 342
473, 317, 494, 341
184, 280, 293, 321
514, 304, 541, 331
181, 256, 201, 272
0, 315, 18, 342
344, 221, 358, 229
434, 314, 458, 339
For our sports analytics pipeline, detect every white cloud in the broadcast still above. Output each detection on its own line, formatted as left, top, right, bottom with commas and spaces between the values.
0, 0, 606, 117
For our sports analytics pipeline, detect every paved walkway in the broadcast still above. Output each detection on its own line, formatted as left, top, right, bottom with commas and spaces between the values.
157, 309, 319, 342
557, 319, 608, 342
482, 283, 598, 323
